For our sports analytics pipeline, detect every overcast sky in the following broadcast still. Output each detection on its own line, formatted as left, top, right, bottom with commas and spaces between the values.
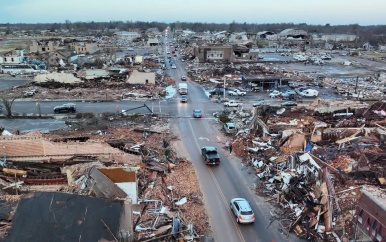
1, 0, 385, 26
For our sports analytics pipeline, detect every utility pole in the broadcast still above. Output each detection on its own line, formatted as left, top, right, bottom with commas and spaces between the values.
354, 76, 359, 94
36, 100, 41, 117
223, 77, 226, 99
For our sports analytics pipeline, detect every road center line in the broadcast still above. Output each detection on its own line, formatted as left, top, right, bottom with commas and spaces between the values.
187, 119, 246, 242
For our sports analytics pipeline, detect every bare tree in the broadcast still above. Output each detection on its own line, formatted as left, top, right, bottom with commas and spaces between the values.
1, 97, 17, 118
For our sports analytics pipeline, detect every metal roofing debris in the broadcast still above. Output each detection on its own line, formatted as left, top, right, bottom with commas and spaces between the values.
223, 99, 386, 240
4, 192, 127, 242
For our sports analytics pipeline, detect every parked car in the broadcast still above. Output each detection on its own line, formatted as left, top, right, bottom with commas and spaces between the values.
171, 65, 177, 69
281, 93, 300, 100
282, 90, 296, 96
251, 86, 264, 92
23, 90, 37, 97
228, 89, 246, 96
181, 76, 187, 81
281, 101, 298, 106
209, 88, 225, 96
269, 90, 282, 98
223, 122, 237, 136
180, 95, 188, 103
230, 198, 255, 224
299, 89, 319, 97
193, 109, 202, 118
252, 101, 269, 107
54, 103, 77, 113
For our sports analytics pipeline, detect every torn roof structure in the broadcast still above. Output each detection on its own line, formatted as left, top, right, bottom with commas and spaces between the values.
0, 135, 141, 164
4, 192, 132, 242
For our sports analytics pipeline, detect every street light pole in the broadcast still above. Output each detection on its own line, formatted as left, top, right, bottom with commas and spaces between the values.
223, 77, 226, 99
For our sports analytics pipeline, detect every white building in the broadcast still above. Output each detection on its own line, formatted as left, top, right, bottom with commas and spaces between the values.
320, 34, 357, 42
0, 49, 25, 64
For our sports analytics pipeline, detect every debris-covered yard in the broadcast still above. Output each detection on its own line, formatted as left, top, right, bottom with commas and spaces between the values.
212, 99, 386, 241
0, 114, 209, 241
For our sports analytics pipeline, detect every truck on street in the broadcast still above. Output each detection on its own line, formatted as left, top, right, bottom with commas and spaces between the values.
201, 146, 220, 165
223, 100, 242, 107
228, 89, 246, 96
179, 83, 188, 95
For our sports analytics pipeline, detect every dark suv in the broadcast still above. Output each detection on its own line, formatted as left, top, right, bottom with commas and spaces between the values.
54, 103, 77, 113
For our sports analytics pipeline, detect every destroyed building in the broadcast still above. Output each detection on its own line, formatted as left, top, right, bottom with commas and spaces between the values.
0, 116, 209, 241
193, 44, 234, 63
353, 189, 386, 241
3, 192, 133, 242
221, 98, 386, 241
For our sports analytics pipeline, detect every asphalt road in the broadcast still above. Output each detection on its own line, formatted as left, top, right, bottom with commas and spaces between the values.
0, 75, 32, 90
163, 36, 301, 241
172, 70, 298, 242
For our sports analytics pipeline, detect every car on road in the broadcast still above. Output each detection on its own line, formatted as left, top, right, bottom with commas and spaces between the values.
230, 198, 255, 224
281, 101, 298, 106
223, 100, 242, 107
252, 101, 269, 107
171, 65, 177, 69
181, 76, 187, 81
180, 95, 188, 103
269, 90, 282, 98
193, 109, 202, 118
54, 103, 77, 113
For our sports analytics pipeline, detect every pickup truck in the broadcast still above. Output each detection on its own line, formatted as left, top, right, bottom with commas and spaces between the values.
224, 100, 242, 107
209, 88, 225, 97
228, 89, 246, 96
201, 146, 220, 165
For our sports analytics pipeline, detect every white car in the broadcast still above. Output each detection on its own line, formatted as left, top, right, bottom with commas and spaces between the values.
228, 89, 246, 96
282, 90, 296, 96
171, 65, 177, 69
230, 198, 255, 224
224, 100, 242, 107
269, 90, 282, 98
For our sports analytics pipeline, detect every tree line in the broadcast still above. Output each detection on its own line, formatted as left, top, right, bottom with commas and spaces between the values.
1, 21, 385, 44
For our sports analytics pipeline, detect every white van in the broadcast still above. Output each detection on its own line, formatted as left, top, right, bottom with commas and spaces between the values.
300, 89, 318, 97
